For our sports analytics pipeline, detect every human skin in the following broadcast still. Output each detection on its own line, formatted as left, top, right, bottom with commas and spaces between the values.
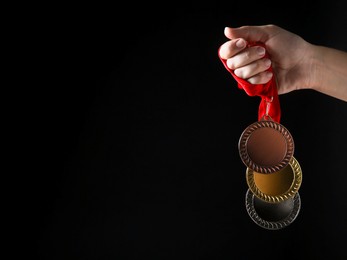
219, 24, 347, 102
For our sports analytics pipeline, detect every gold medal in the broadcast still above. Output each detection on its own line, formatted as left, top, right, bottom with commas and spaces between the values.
246, 156, 302, 203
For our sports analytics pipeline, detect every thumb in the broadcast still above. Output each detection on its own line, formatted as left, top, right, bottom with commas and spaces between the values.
224, 25, 274, 43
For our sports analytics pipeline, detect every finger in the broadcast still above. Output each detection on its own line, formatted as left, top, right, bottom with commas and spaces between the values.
234, 58, 272, 79
219, 38, 247, 60
226, 46, 266, 70
247, 71, 274, 85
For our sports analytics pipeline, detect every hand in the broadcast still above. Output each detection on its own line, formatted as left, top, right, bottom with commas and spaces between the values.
218, 25, 313, 95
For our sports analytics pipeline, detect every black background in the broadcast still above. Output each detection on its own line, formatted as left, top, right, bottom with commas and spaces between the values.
24, 1, 347, 259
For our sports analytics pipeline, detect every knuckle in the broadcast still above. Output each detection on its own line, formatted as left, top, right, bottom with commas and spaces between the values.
219, 41, 233, 59
253, 61, 261, 70
248, 77, 257, 84
243, 51, 251, 60
226, 58, 238, 70
234, 68, 247, 78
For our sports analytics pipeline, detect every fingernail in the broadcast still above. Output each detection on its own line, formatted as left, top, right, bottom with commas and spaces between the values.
257, 47, 265, 56
236, 39, 246, 48
266, 71, 273, 78
265, 59, 271, 67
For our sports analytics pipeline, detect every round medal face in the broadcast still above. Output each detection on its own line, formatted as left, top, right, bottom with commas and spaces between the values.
245, 188, 301, 230
246, 156, 302, 203
238, 119, 294, 174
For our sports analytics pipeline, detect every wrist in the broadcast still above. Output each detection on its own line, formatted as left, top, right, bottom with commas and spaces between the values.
305, 44, 324, 92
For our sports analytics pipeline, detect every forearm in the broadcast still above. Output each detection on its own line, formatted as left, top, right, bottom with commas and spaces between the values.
311, 45, 347, 102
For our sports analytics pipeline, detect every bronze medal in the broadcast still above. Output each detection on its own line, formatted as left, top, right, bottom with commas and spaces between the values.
245, 156, 302, 203
238, 117, 294, 174
245, 188, 301, 230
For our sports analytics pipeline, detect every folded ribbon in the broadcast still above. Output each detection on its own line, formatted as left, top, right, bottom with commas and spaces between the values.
218, 42, 281, 123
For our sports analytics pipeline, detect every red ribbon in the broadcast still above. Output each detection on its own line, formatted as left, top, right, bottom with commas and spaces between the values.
218, 42, 281, 123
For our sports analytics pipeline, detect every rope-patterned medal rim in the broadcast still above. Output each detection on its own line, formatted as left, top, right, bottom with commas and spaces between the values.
245, 188, 301, 230
238, 119, 295, 174
246, 156, 302, 203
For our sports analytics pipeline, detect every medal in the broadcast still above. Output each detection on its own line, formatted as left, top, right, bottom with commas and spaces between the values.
246, 156, 302, 203
238, 116, 294, 174
245, 188, 301, 230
